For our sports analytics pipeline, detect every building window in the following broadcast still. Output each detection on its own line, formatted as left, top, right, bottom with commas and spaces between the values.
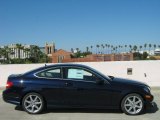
127, 68, 133, 75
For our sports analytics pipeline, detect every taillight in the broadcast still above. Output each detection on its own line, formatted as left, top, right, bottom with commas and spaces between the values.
6, 81, 13, 89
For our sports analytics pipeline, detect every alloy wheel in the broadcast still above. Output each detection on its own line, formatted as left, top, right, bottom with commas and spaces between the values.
121, 93, 144, 115
22, 93, 44, 114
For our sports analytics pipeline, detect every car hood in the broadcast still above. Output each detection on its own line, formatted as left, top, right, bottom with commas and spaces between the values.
112, 77, 148, 87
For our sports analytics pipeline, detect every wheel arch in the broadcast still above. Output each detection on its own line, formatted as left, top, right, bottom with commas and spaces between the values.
20, 91, 47, 107
119, 91, 145, 109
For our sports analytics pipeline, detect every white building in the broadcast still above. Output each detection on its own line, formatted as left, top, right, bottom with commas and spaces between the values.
0, 44, 36, 60
139, 50, 155, 56
8, 44, 35, 59
154, 49, 160, 55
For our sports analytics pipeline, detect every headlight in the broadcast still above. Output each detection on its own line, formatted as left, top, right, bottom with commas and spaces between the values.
143, 86, 151, 93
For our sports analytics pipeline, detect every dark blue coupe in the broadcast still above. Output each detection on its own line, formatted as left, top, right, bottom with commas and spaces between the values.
3, 64, 153, 115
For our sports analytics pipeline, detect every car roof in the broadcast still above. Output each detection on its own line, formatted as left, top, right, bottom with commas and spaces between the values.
45, 63, 90, 68
23, 63, 111, 80
23, 63, 92, 75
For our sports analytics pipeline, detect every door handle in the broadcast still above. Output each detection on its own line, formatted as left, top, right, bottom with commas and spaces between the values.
64, 82, 72, 86
76, 88, 84, 91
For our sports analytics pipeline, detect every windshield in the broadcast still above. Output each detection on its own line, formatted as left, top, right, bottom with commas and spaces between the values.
86, 65, 112, 81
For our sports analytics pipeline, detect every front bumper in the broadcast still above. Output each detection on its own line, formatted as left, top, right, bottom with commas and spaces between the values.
144, 94, 154, 102
144, 94, 154, 109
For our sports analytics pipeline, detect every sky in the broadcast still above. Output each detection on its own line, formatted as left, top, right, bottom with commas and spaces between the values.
0, 0, 160, 51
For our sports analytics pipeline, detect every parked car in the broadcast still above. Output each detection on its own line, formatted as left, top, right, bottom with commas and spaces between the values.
3, 64, 153, 115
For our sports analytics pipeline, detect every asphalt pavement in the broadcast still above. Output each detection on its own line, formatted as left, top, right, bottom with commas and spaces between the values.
0, 88, 160, 120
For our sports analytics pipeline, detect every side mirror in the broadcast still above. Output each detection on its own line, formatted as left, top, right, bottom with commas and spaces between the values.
96, 78, 104, 85
108, 75, 114, 80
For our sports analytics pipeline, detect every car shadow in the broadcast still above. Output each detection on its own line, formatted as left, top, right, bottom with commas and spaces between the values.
42, 108, 123, 114
15, 106, 122, 114
15, 106, 23, 111
145, 102, 159, 114
15, 102, 159, 115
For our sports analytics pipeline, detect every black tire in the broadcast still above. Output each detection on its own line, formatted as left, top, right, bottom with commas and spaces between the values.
121, 93, 144, 115
22, 92, 44, 114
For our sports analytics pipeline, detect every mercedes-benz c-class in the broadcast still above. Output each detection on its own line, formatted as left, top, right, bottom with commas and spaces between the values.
3, 64, 153, 115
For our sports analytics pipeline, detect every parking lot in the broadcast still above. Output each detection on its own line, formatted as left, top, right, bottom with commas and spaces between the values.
0, 88, 159, 120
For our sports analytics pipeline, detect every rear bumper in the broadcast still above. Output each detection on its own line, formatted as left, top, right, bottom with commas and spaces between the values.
2, 90, 21, 105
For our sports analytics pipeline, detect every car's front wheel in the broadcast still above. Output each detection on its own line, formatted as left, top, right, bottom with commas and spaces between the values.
22, 92, 44, 114
121, 93, 144, 115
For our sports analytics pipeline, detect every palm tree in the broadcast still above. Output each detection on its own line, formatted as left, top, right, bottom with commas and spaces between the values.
139, 45, 142, 52
111, 45, 113, 54
31, 45, 41, 63
76, 48, 79, 52
129, 45, 132, 53
133, 45, 137, 52
101, 44, 104, 54
0, 47, 2, 56
96, 45, 100, 54
105, 44, 108, 54
158, 45, 160, 49
90, 46, 93, 53
144, 44, 147, 51
108, 45, 110, 54
120, 45, 123, 53
71, 48, 74, 53
86, 47, 89, 52
102, 44, 105, 54
74, 48, 80, 58
153, 44, 156, 50
125, 45, 127, 53
103, 45, 105, 54
0, 46, 13, 63
116, 45, 119, 53
149, 44, 152, 53
16, 44, 24, 59
4, 46, 12, 63
113, 47, 116, 54
0, 47, 7, 63
115, 46, 118, 53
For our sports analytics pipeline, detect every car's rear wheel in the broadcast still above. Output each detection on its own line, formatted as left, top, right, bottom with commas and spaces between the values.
121, 93, 144, 115
22, 92, 44, 114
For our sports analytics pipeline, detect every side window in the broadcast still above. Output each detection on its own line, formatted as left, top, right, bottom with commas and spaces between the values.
65, 68, 96, 82
36, 68, 61, 78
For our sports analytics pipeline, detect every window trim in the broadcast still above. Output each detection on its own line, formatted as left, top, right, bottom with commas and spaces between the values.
34, 67, 62, 79
67, 68, 92, 80
62, 66, 108, 83
62, 78, 97, 83
33, 65, 110, 84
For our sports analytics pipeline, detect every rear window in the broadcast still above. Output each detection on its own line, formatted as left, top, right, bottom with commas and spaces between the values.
36, 68, 61, 79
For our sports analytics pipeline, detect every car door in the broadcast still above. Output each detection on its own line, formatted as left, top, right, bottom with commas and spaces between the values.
35, 67, 71, 106
62, 66, 113, 107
